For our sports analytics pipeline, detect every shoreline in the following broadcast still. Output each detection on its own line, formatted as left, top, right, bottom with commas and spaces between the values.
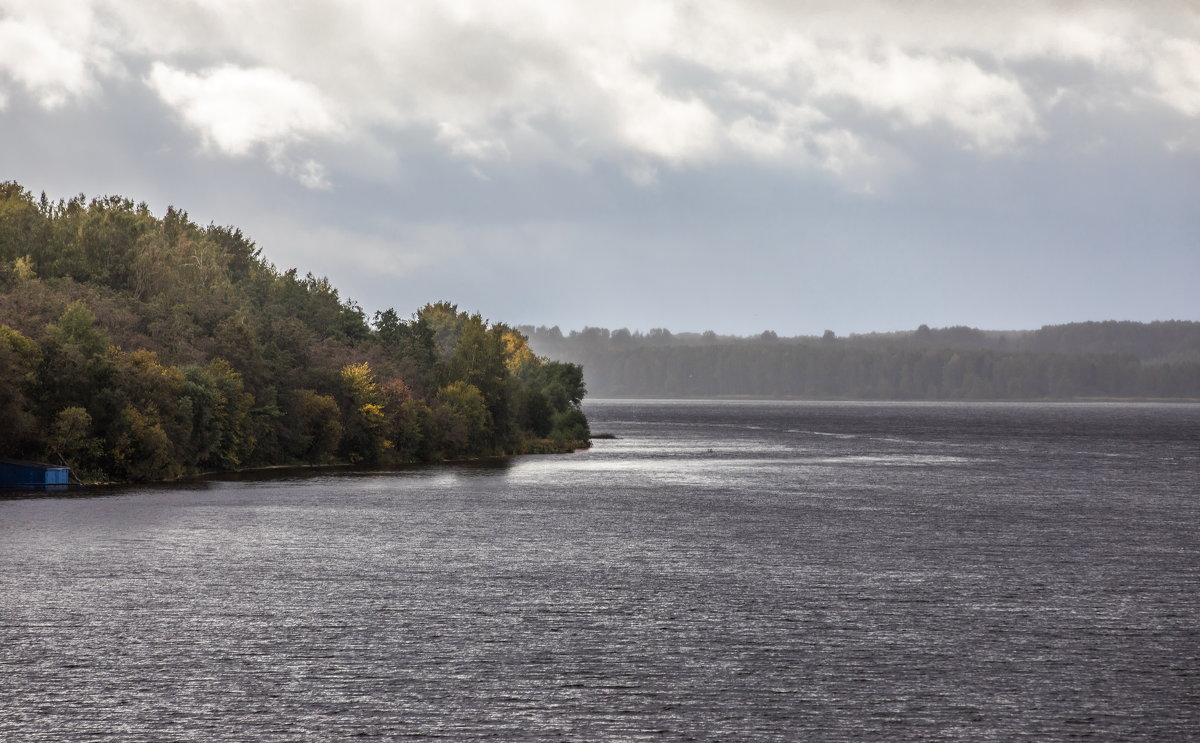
5, 438, 593, 494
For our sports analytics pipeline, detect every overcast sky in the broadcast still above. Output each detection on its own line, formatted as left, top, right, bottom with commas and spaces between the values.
1, 0, 1197, 335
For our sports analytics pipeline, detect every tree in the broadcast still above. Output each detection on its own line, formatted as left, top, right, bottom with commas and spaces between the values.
49, 407, 101, 474
110, 405, 178, 481
379, 378, 424, 461
48, 301, 110, 358
550, 408, 590, 443
0, 325, 42, 453
0, 181, 598, 480
287, 389, 343, 464
433, 381, 490, 457
179, 359, 254, 470
338, 361, 387, 463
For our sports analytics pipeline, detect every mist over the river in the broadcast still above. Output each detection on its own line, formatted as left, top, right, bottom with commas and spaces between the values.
522, 321, 1200, 399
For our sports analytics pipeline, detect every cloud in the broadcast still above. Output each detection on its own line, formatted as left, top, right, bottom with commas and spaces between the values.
435, 122, 511, 162
620, 161, 658, 188
1151, 39, 1200, 116
602, 67, 721, 163
146, 63, 342, 156
293, 159, 332, 191
0, 15, 96, 108
807, 48, 1039, 152
143, 62, 345, 187
3, 0, 1198, 190
726, 100, 882, 183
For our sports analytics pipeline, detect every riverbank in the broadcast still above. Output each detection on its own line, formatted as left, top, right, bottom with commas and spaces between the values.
28, 436, 594, 490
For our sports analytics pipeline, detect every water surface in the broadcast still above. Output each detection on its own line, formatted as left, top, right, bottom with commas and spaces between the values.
2, 400, 1198, 740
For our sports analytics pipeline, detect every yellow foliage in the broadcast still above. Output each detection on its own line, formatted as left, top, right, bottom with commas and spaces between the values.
0, 325, 41, 371
12, 255, 36, 281
340, 361, 379, 402
501, 329, 536, 375
359, 402, 386, 427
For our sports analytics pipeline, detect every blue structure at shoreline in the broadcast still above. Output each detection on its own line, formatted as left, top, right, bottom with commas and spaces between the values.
0, 459, 74, 490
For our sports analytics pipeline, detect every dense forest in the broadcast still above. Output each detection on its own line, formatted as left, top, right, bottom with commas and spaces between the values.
0, 182, 589, 483
520, 322, 1200, 400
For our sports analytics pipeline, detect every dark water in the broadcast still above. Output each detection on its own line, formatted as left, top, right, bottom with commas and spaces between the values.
2, 400, 1198, 741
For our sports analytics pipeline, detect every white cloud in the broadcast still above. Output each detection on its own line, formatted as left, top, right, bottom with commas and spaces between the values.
146, 63, 342, 157
728, 116, 792, 159
0, 17, 95, 107
812, 129, 877, 183
1151, 39, 1200, 116
293, 159, 332, 191
600, 68, 721, 163
3, 0, 1197, 187
809, 48, 1040, 152
727, 98, 826, 162
435, 122, 511, 162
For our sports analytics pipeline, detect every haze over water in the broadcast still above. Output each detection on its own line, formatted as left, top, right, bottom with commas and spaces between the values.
2, 400, 1197, 741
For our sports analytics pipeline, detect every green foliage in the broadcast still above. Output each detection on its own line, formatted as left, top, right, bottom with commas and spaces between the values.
432, 381, 490, 458
49, 407, 101, 473
514, 387, 554, 437
550, 408, 590, 443
287, 389, 343, 465
180, 359, 255, 470
110, 405, 178, 481
0, 181, 590, 481
0, 184, 48, 270
0, 324, 41, 370
379, 379, 424, 462
538, 361, 586, 409
0, 325, 42, 451
48, 301, 110, 358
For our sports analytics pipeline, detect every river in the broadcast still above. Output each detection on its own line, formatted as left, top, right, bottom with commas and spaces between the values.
2, 400, 1197, 741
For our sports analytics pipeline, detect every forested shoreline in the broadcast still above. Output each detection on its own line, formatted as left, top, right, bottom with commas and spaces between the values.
521, 323, 1200, 400
0, 182, 589, 483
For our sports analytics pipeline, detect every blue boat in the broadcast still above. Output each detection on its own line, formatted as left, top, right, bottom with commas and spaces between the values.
0, 459, 76, 490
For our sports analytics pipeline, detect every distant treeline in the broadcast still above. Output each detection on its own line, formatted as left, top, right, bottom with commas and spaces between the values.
520, 323, 1200, 400
0, 182, 588, 483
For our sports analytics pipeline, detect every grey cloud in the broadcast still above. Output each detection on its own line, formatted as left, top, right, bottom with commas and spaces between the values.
4, 1, 1196, 187
1, 0, 1196, 334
